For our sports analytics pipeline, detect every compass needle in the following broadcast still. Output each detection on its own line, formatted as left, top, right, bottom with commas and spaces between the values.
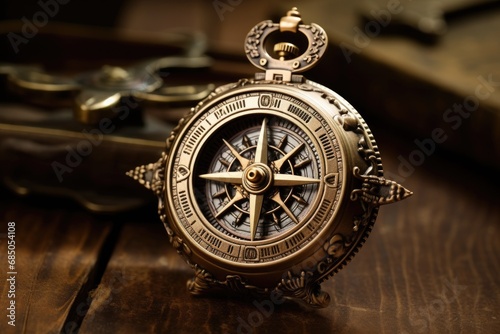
255, 119, 269, 165
199, 171, 243, 184
271, 192, 299, 225
294, 158, 311, 169
242, 135, 252, 148
274, 174, 320, 187
292, 194, 308, 206
219, 157, 231, 168
213, 188, 226, 198
277, 135, 288, 150
272, 212, 281, 227
235, 211, 246, 227
223, 139, 250, 169
274, 143, 305, 170
215, 191, 245, 218
249, 193, 264, 241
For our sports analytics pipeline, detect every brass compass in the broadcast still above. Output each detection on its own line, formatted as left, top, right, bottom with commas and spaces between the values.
129, 8, 412, 307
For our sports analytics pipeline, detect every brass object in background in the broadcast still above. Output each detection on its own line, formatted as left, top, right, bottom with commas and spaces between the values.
1, 56, 213, 125
131, 8, 411, 307
0, 49, 213, 213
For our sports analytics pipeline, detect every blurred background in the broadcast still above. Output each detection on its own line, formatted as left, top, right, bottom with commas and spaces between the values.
1, 0, 499, 171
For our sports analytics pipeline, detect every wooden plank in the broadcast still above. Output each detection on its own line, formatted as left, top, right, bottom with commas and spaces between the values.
79, 128, 499, 333
318, 130, 500, 333
321, 149, 500, 333
0, 193, 114, 333
80, 219, 362, 333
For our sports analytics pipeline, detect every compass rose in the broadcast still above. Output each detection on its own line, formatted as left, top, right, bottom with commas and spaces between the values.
200, 119, 320, 241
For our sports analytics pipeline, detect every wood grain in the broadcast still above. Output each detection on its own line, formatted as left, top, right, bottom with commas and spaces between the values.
78, 220, 343, 334
0, 194, 114, 333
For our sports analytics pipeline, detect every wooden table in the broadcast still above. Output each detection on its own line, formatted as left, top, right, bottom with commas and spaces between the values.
1, 122, 498, 334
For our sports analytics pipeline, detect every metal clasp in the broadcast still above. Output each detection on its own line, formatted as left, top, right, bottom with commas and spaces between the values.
279, 7, 303, 33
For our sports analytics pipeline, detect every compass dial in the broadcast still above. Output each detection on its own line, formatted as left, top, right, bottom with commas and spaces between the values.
165, 88, 344, 266
198, 116, 320, 241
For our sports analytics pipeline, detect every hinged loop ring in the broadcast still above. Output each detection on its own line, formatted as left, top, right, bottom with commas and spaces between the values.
244, 8, 328, 74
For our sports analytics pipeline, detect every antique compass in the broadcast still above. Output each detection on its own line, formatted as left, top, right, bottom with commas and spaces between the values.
129, 8, 412, 307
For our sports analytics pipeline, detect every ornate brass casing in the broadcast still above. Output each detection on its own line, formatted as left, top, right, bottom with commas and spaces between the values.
129, 8, 411, 307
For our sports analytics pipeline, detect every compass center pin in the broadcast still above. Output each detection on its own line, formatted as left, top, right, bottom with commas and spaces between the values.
243, 163, 273, 194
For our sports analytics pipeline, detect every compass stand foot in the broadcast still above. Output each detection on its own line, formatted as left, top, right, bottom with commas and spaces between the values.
277, 271, 331, 308
186, 266, 218, 296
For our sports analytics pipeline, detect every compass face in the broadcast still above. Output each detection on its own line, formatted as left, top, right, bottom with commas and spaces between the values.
199, 115, 320, 241
165, 87, 344, 266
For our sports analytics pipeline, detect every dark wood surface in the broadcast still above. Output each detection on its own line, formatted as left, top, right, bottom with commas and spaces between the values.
0, 197, 114, 333
1, 124, 498, 334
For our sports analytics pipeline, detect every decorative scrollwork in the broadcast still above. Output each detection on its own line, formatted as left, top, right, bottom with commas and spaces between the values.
244, 10, 327, 74
187, 266, 266, 296
188, 264, 332, 308
187, 266, 216, 295
351, 166, 413, 205
323, 234, 346, 258
303, 23, 327, 64
126, 157, 164, 196
245, 20, 273, 59
277, 271, 330, 308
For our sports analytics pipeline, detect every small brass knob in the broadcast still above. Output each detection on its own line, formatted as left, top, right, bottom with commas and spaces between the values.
274, 42, 300, 61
